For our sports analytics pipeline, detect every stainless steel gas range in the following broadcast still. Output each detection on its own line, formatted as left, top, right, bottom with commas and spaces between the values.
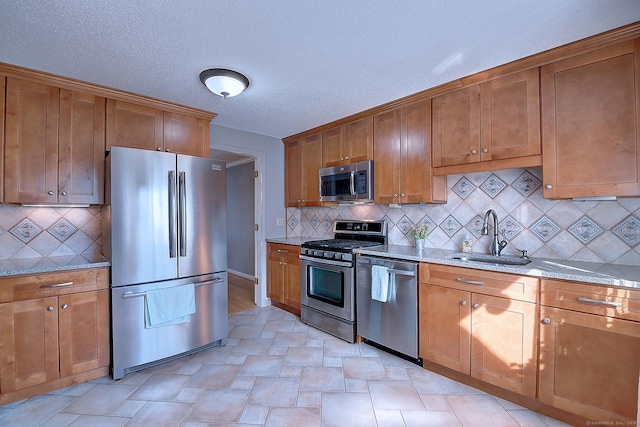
300, 220, 387, 342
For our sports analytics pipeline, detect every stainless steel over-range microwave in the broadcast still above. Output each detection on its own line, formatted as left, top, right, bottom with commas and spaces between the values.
319, 160, 374, 203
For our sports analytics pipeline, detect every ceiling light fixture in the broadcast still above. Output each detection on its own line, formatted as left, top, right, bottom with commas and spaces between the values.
199, 68, 249, 99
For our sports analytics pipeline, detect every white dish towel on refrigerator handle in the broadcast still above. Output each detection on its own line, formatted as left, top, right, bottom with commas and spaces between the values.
371, 265, 393, 303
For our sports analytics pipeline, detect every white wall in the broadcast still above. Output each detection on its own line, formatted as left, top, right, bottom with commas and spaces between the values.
210, 125, 286, 240
226, 161, 255, 275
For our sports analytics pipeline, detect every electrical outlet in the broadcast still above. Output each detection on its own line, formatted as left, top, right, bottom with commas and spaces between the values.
276, 217, 284, 226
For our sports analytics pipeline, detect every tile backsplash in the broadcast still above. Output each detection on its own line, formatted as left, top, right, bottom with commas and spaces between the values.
0, 204, 102, 260
286, 167, 640, 266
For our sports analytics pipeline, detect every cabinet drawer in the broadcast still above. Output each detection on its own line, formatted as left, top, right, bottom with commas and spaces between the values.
268, 243, 300, 256
420, 263, 538, 303
0, 268, 109, 302
541, 279, 640, 322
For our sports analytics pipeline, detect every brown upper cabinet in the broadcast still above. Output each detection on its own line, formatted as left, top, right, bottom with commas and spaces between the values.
541, 39, 640, 199
432, 68, 542, 175
285, 133, 322, 207
5, 78, 105, 205
106, 100, 210, 157
322, 117, 373, 167
374, 101, 446, 204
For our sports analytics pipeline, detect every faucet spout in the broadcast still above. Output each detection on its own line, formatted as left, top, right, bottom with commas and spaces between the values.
482, 209, 502, 256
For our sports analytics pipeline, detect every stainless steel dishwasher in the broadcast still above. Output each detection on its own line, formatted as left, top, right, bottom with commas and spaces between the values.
356, 255, 419, 360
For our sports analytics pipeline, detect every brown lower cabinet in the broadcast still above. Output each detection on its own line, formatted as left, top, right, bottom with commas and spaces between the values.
267, 243, 301, 316
419, 264, 538, 398
419, 264, 640, 424
0, 268, 110, 405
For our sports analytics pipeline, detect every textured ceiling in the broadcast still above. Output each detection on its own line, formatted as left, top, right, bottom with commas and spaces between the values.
1, 1, 639, 139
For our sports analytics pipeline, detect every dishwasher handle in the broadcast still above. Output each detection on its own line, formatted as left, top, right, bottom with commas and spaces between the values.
388, 269, 415, 277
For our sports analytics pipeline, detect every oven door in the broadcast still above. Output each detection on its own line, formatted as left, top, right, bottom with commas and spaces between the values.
300, 255, 354, 321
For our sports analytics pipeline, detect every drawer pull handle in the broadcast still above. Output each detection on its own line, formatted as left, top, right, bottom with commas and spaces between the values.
277, 249, 289, 253
577, 296, 621, 307
40, 281, 74, 289
456, 278, 485, 286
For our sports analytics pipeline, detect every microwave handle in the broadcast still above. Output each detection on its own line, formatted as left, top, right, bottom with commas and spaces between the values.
350, 171, 356, 196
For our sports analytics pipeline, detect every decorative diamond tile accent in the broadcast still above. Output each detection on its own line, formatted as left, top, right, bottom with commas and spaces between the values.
513, 170, 542, 197
310, 215, 320, 229
612, 215, 640, 247
500, 216, 523, 240
417, 216, 436, 236
396, 216, 413, 235
10, 219, 42, 243
531, 216, 561, 242
569, 216, 604, 244
321, 216, 332, 231
466, 216, 484, 238
48, 219, 77, 242
440, 216, 462, 237
287, 216, 298, 230
479, 174, 507, 198
452, 177, 476, 199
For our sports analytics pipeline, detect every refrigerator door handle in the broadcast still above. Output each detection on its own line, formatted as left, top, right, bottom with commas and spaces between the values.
179, 171, 187, 257
168, 170, 177, 258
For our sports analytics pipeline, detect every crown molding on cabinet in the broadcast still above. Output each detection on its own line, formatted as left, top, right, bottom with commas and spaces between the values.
0, 62, 216, 122
283, 20, 640, 144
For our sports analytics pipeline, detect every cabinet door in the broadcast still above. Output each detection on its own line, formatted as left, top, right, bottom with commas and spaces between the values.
106, 99, 164, 152
345, 117, 373, 164
373, 109, 401, 204
267, 246, 285, 303
480, 69, 541, 162
322, 127, 344, 167
541, 40, 640, 198
58, 90, 106, 204
539, 306, 640, 422
163, 112, 210, 157
0, 76, 5, 202
284, 249, 301, 311
59, 290, 110, 377
285, 140, 302, 207
432, 86, 480, 168
0, 298, 59, 392
401, 101, 435, 204
301, 133, 322, 206
470, 294, 538, 397
419, 284, 471, 373
5, 78, 59, 203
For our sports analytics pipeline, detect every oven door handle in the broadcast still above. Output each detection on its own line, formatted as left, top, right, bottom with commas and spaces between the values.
300, 255, 352, 268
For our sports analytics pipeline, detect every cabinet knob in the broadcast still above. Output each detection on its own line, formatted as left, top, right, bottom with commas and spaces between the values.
542, 317, 551, 324
48, 191, 55, 195
460, 300, 467, 306
48, 306, 54, 311
545, 184, 553, 189
472, 303, 480, 309
400, 193, 405, 197
61, 304, 68, 309
165, 149, 171, 152
471, 149, 477, 155
482, 147, 488, 153
60, 191, 67, 196
340, 157, 344, 160
393, 193, 398, 198
344, 156, 349, 160
157, 147, 162, 151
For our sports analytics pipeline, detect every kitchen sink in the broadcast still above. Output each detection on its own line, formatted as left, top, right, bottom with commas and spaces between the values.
447, 253, 532, 266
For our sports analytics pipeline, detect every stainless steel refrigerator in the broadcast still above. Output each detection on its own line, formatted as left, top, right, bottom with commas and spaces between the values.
103, 147, 228, 379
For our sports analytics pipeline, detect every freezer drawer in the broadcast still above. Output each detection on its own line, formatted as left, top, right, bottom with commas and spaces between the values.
356, 255, 418, 359
111, 273, 228, 379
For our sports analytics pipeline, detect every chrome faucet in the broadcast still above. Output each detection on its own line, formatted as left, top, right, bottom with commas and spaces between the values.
481, 209, 507, 255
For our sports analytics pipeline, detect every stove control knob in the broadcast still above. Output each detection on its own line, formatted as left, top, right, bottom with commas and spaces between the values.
335, 253, 343, 260
324, 251, 332, 258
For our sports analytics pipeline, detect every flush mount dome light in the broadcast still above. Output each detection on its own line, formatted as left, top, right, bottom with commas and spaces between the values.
199, 68, 249, 99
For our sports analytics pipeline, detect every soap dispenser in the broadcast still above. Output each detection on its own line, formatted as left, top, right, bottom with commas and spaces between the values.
462, 234, 473, 253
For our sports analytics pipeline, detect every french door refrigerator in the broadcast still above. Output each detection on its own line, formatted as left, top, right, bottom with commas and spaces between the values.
103, 146, 228, 379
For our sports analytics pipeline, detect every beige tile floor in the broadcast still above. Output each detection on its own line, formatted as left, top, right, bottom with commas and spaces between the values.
0, 306, 571, 426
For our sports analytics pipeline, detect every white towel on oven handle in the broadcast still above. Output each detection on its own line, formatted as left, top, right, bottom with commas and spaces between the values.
371, 265, 393, 303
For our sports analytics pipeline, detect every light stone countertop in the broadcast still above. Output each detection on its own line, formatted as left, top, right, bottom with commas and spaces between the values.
266, 238, 640, 289
0, 254, 111, 277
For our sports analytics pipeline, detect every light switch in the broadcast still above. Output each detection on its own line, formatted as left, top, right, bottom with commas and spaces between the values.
276, 217, 285, 226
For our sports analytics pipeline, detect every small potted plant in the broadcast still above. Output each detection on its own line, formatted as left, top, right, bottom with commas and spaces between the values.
410, 223, 429, 249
